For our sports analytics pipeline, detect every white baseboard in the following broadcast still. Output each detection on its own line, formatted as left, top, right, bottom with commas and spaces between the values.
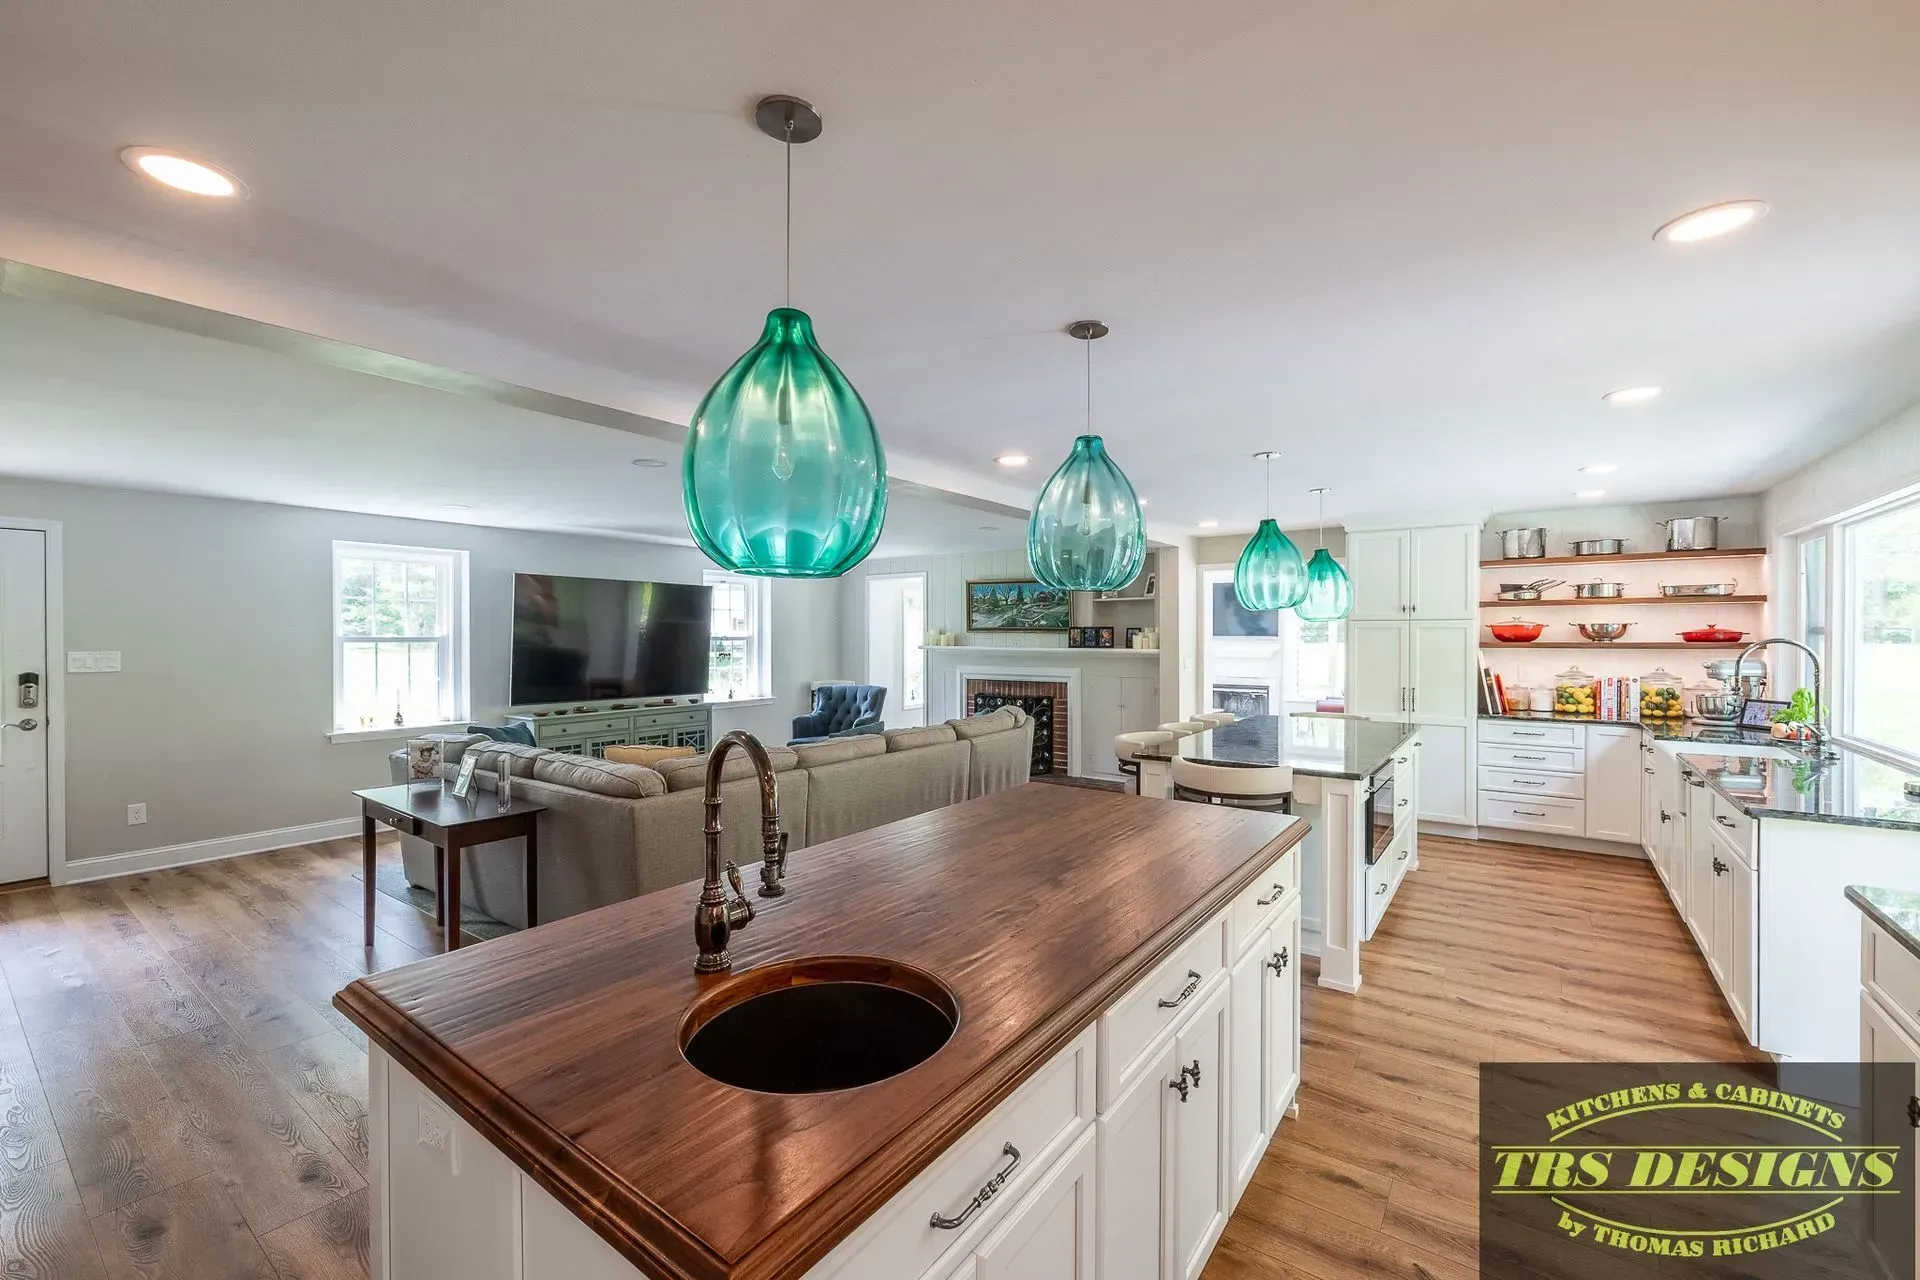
1459, 825, 1648, 859
56, 817, 361, 885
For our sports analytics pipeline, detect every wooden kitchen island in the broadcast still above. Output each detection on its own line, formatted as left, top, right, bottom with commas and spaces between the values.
334, 784, 1307, 1280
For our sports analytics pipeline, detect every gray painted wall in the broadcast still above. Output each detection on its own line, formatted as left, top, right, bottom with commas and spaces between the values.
0, 477, 838, 871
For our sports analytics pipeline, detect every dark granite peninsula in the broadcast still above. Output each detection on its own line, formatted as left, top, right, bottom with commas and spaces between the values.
1136, 714, 1420, 994
1678, 750, 1920, 832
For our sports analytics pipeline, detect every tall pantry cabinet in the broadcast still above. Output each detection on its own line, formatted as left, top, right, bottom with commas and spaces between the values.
1344, 524, 1479, 826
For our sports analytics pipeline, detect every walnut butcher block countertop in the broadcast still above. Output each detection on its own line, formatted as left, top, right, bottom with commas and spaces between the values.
334, 784, 1306, 1280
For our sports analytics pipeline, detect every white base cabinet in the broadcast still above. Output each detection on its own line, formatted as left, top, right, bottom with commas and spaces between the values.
369, 846, 1305, 1280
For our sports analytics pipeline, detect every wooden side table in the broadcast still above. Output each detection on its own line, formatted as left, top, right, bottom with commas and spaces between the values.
353, 783, 546, 952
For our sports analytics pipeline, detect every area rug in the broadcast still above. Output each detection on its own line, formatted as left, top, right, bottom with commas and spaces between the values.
375, 862, 517, 942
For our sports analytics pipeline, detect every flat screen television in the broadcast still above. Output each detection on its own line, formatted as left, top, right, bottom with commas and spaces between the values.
1212, 582, 1280, 637
510, 574, 712, 705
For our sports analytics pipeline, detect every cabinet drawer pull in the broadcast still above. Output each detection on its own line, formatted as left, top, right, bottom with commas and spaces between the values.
1715, 815, 1737, 829
1169, 1061, 1201, 1103
1396, 798, 1409, 807
929, 1143, 1021, 1230
1712, 857, 1728, 876
1660, 810, 1671, 823
1157, 969, 1203, 1009
1906, 1096, 1920, 1129
1395, 756, 1408, 765
1513, 730, 1546, 737
1265, 947, 1290, 976
1686, 776, 1706, 788
1256, 883, 1286, 906
1514, 808, 1548, 817
1512, 753, 1547, 761
1645, 767, 1655, 775
1512, 779, 1546, 786
1375, 882, 1388, 895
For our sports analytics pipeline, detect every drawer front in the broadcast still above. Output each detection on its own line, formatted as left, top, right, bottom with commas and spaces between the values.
1230, 850, 1299, 957
1100, 915, 1229, 1107
1364, 826, 1414, 936
1480, 720, 1583, 749
1865, 922, 1920, 1037
1477, 766, 1585, 800
1478, 743, 1583, 773
822, 1026, 1096, 1280
1479, 792, 1585, 835
1709, 791, 1756, 862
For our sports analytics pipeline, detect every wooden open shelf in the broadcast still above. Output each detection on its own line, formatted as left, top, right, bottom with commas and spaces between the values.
1479, 595, 1767, 608
1481, 641, 1751, 651
1480, 547, 1767, 569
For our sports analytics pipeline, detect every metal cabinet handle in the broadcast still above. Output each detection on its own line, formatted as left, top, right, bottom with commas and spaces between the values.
1514, 808, 1547, 817
1375, 882, 1388, 895
1169, 1061, 1201, 1103
1265, 947, 1290, 975
930, 1143, 1021, 1230
1396, 798, 1409, 806
1907, 1096, 1920, 1129
1514, 731, 1546, 738
1715, 815, 1737, 829
1395, 756, 1408, 764
1398, 848, 1409, 862
1712, 857, 1728, 876
1686, 776, 1706, 788
1512, 753, 1546, 761
1256, 883, 1286, 906
1660, 810, 1671, 824
1157, 970, 1202, 1009
1410, 689, 1417, 713
1645, 767, 1655, 775
1512, 779, 1546, 787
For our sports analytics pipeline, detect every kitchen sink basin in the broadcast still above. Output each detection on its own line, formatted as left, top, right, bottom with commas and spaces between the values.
680, 956, 958, 1094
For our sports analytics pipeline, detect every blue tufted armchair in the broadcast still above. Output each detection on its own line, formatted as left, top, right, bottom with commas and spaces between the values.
789, 684, 886, 745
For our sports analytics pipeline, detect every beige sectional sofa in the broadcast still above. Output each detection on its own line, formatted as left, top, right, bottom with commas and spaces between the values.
385, 707, 1034, 930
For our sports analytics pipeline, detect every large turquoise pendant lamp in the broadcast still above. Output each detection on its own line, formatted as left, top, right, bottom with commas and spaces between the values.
1026, 321, 1147, 592
1295, 486, 1353, 621
682, 95, 887, 578
1233, 451, 1308, 611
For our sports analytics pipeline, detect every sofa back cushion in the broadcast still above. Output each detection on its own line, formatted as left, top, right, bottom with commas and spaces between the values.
807, 737, 970, 846
655, 745, 800, 793
531, 754, 666, 798
630, 770, 812, 894
602, 744, 699, 768
470, 742, 553, 778
883, 724, 958, 752
793, 734, 888, 769
947, 706, 1027, 740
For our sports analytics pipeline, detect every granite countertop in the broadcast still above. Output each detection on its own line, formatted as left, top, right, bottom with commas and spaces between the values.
1481, 710, 1779, 747
1848, 885, 1920, 960
1133, 713, 1418, 780
1677, 751, 1920, 832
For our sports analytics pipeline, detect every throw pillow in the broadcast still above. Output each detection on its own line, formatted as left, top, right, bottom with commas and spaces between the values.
469, 722, 538, 747
602, 743, 699, 767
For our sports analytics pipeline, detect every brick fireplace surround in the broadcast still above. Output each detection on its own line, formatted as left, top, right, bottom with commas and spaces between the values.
966, 678, 1069, 777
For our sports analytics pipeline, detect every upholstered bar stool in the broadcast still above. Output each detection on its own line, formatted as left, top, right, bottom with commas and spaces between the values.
1159, 720, 1209, 737
1114, 730, 1176, 794
1195, 711, 1238, 727
1171, 758, 1294, 814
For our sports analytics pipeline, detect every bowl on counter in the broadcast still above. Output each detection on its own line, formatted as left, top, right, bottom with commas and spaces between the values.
1680, 624, 1749, 644
1692, 691, 1747, 722
1488, 619, 1546, 643
1574, 621, 1632, 642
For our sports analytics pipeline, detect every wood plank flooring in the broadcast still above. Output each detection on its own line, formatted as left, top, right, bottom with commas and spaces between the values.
0, 829, 1756, 1278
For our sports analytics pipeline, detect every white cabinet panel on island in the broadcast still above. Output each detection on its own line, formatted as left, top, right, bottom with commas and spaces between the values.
938, 1126, 1097, 1280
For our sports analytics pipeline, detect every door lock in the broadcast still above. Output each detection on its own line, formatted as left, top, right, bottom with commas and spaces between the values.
16, 672, 38, 709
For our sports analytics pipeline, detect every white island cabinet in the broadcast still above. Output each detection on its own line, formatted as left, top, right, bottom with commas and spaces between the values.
367, 842, 1304, 1280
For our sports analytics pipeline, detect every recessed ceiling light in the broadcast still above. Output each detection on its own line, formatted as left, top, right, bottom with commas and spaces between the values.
1198, 520, 1219, 529
1575, 490, 1607, 500
1580, 463, 1619, 475
1654, 200, 1769, 244
631, 458, 667, 468
995, 453, 1030, 468
119, 146, 244, 198
1602, 385, 1661, 404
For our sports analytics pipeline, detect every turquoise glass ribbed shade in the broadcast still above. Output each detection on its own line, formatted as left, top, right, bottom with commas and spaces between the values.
1026, 435, 1146, 592
1295, 547, 1353, 621
683, 308, 887, 578
1233, 519, 1308, 611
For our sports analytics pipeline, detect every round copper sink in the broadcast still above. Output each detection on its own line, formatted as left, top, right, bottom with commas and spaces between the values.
679, 956, 960, 1094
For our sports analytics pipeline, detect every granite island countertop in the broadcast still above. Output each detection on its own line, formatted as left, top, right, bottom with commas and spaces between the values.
1677, 750, 1920, 832
1133, 713, 1418, 779
333, 784, 1306, 1280
1847, 885, 1920, 960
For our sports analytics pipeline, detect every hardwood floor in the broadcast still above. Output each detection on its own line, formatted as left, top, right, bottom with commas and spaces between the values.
0, 829, 1755, 1279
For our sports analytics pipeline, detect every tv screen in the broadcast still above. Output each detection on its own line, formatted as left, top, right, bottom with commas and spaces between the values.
511, 574, 712, 704
1212, 583, 1279, 637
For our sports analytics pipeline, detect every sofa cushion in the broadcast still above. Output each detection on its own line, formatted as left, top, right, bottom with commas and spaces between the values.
885, 724, 958, 752
603, 744, 700, 768
469, 721, 538, 746
531, 754, 666, 798
947, 706, 1027, 740
793, 734, 888, 769
655, 746, 801, 793
469, 742, 552, 777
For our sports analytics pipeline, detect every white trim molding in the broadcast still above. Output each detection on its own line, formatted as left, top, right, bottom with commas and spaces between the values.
952, 662, 1084, 777
57, 816, 360, 885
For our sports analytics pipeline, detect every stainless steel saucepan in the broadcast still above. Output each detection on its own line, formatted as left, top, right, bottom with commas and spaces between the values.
1569, 538, 1627, 556
1495, 528, 1548, 559
1572, 579, 1627, 598
1661, 516, 1723, 552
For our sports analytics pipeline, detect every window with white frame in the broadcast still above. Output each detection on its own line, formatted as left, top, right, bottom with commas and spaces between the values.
1283, 614, 1346, 704
706, 570, 771, 700
333, 542, 469, 732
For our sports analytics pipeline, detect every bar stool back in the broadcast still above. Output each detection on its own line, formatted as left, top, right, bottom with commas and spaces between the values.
1113, 730, 1176, 794
1171, 758, 1294, 814
1195, 711, 1238, 726
1159, 720, 1209, 737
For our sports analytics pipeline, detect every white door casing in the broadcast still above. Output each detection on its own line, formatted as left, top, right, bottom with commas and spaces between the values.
0, 528, 49, 884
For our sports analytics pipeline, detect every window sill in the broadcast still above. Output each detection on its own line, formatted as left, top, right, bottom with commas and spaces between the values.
707, 697, 777, 710
329, 721, 471, 745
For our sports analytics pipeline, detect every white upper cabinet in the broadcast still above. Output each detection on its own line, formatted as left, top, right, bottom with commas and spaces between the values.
1409, 526, 1478, 618
1408, 622, 1474, 722
1347, 620, 1410, 718
1345, 530, 1410, 620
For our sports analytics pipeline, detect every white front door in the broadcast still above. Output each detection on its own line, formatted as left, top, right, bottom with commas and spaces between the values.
0, 529, 48, 884
865, 573, 927, 729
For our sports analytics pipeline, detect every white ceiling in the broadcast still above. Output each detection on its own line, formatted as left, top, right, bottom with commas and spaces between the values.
0, 293, 1030, 556
2, 1, 1919, 534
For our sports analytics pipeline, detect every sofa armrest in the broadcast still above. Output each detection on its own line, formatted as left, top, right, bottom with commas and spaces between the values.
792, 711, 828, 739
387, 748, 410, 785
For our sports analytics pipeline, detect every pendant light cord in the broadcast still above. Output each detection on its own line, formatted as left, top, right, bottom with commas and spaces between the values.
1264, 454, 1272, 517
1085, 336, 1092, 435
784, 115, 794, 308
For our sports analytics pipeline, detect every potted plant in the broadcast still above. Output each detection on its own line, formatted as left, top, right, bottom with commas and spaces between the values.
1770, 688, 1817, 740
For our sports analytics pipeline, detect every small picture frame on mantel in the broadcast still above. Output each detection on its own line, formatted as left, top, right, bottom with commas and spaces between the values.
1067, 627, 1085, 648
1095, 626, 1116, 649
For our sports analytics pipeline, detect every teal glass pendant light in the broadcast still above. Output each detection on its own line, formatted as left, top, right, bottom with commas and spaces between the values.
1295, 486, 1353, 621
1027, 321, 1147, 592
1233, 451, 1307, 611
683, 95, 886, 578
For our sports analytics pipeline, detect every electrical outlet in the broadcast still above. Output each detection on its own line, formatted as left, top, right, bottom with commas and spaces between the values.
126, 803, 147, 826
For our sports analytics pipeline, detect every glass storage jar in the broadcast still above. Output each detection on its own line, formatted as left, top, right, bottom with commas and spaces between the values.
1553, 665, 1597, 716
1639, 667, 1685, 720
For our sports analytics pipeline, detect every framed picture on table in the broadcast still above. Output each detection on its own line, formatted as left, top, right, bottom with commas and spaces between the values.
450, 753, 480, 800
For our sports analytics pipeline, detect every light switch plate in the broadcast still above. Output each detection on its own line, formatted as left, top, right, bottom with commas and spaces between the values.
66, 651, 122, 673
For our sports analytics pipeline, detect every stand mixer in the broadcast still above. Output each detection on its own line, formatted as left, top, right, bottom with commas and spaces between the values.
1693, 658, 1766, 727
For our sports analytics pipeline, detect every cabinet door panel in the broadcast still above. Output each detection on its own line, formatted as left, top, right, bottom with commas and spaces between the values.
1583, 725, 1643, 845
1409, 525, 1477, 619
1097, 1039, 1175, 1280
1347, 621, 1408, 718
1857, 995, 1920, 1278
1228, 931, 1269, 1203
1346, 531, 1409, 620
523, 1173, 638, 1280
1413, 723, 1472, 826
971, 1126, 1098, 1280
1685, 779, 1714, 947
1172, 983, 1231, 1280
1725, 848, 1755, 1039
1408, 621, 1474, 722
1266, 900, 1302, 1134
386, 1055, 520, 1280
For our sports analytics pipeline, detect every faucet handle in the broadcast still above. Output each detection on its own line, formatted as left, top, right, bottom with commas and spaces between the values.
724, 862, 756, 927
